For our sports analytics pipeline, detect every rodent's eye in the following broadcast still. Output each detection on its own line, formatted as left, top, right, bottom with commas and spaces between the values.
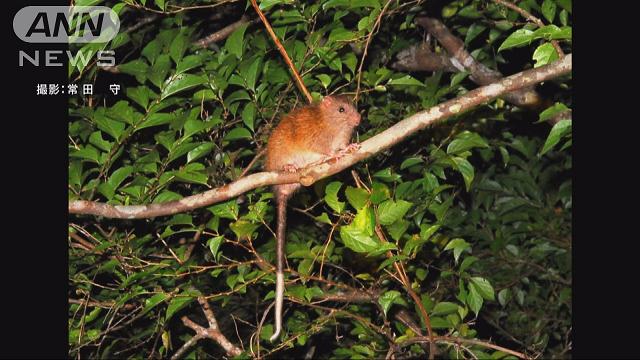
339, 107, 345, 113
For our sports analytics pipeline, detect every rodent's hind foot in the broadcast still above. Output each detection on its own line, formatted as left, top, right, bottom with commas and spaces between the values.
334, 143, 361, 160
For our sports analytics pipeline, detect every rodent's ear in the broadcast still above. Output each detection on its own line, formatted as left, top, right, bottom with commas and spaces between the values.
334, 94, 352, 103
321, 96, 334, 106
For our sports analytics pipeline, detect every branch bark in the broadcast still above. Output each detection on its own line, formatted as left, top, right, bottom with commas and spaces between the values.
195, 16, 259, 48
69, 54, 571, 219
171, 297, 242, 359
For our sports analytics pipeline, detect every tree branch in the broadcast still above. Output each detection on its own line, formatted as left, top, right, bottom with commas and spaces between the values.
195, 15, 259, 48
69, 54, 571, 219
399, 17, 557, 111
171, 297, 242, 359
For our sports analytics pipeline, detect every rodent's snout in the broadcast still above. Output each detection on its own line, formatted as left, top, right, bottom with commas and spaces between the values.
352, 110, 362, 126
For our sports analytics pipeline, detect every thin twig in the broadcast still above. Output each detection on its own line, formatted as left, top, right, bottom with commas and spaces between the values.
248, 0, 313, 103
355, 0, 394, 103
401, 335, 530, 359
492, 0, 565, 57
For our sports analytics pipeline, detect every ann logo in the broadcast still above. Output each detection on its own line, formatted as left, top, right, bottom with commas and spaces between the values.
26, 11, 104, 38
13, 6, 120, 43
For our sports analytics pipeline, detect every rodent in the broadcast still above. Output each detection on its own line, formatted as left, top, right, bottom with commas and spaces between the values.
264, 95, 362, 341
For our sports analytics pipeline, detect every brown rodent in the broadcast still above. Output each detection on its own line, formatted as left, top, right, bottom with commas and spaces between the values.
264, 95, 361, 341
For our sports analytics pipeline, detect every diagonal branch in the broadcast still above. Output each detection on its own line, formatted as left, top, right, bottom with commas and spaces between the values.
69, 54, 571, 219
171, 297, 242, 359
415, 17, 548, 110
195, 15, 259, 48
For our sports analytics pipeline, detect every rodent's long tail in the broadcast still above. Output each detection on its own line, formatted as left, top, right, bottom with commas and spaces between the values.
270, 193, 288, 342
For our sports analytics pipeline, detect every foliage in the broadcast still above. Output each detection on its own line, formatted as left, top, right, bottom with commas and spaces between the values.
69, 0, 572, 358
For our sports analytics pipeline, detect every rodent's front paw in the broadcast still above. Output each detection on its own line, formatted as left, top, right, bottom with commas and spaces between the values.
281, 163, 299, 173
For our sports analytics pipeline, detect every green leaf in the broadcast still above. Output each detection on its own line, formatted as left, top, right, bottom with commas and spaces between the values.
187, 143, 214, 163
161, 74, 208, 100
142, 293, 168, 316
400, 157, 424, 170
447, 131, 489, 155
241, 102, 257, 132
323, 0, 381, 9
532, 25, 572, 40
108, 166, 133, 191
370, 182, 390, 204
498, 288, 511, 307
325, 181, 345, 214
88, 131, 112, 152
137, 112, 175, 131
345, 186, 370, 210
373, 168, 401, 182
366, 241, 397, 257
538, 102, 570, 123
339, 224, 379, 253
315, 212, 332, 225
127, 86, 151, 109
386, 219, 409, 241
541, 0, 557, 23
224, 127, 252, 141
420, 224, 441, 242
305, 286, 324, 302
328, 27, 355, 43
93, 114, 125, 140
459, 256, 478, 273
498, 29, 534, 51
378, 290, 402, 316
69, 146, 100, 164
387, 75, 425, 87
470, 277, 495, 301
467, 283, 483, 316
316, 74, 332, 88
353, 205, 375, 236
169, 31, 188, 64
245, 57, 262, 92
207, 236, 224, 263
148, 54, 171, 89
540, 119, 571, 155
225, 23, 249, 59
118, 59, 149, 80
208, 200, 239, 220
230, 220, 260, 239
432, 302, 459, 316
444, 238, 471, 263
465, 23, 487, 45
225, 89, 252, 103
165, 292, 198, 321
377, 199, 412, 225
259, 0, 293, 11
532, 42, 559, 68
176, 55, 204, 75
452, 157, 475, 191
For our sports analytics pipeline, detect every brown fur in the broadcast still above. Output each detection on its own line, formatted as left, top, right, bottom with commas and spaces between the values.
264, 95, 361, 341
